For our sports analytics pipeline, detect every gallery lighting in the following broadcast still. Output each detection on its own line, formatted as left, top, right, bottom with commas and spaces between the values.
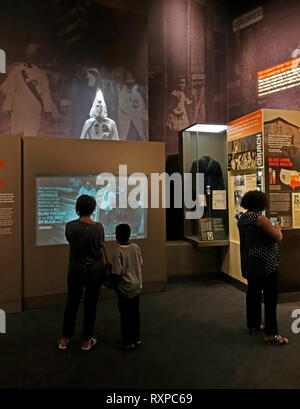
185, 124, 227, 133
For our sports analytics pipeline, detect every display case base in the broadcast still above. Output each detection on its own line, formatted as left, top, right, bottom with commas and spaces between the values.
185, 235, 229, 247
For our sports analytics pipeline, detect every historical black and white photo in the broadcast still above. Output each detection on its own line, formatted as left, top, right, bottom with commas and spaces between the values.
0, 0, 148, 141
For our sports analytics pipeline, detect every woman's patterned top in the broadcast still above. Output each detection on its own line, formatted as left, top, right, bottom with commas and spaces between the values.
238, 212, 280, 279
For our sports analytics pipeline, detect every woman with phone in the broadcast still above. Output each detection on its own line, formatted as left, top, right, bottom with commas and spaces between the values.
238, 190, 288, 345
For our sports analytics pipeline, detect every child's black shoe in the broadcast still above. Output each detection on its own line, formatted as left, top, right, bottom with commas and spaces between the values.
114, 339, 135, 350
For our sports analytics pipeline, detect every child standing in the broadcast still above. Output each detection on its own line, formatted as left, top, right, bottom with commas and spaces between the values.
111, 223, 143, 350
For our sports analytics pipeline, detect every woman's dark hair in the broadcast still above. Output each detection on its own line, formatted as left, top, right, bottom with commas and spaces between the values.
115, 223, 131, 243
240, 190, 267, 212
76, 194, 96, 216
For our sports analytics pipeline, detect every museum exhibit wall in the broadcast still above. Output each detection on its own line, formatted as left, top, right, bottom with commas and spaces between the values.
225, 108, 300, 295
23, 137, 166, 308
6, 0, 300, 303
225, 110, 263, 285
263, 109, 300, 293
0, 0, 231, 313
148, 0, 227, 157
0, 135, 22, 313
0, 0, 228, 160
227, 0, 300, 122
226, 0, 300, 294
0, 0, 229, 246
148, 0, 228, 241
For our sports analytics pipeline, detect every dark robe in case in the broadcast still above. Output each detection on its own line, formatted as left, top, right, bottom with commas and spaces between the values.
191, 155, 227, 230
191, 155, 224, 201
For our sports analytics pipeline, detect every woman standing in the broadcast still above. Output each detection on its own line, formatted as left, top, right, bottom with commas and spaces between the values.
59, 194, 108, 351
238, 190, 288, 345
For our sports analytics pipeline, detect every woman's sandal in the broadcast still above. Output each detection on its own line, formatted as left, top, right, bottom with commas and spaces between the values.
58, 338, 69, 350
81, 337, 97, 351
264, 335, 288, 345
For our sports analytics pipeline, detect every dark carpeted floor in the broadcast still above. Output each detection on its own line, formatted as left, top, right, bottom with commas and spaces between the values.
1, 278, 300, 389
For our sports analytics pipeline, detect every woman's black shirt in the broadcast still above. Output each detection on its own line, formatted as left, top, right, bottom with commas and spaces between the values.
65, 220, 105, 278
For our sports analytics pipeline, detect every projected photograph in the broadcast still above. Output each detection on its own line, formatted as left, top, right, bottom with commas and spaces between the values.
36, 175, 147, 246
0, 0, 148, 141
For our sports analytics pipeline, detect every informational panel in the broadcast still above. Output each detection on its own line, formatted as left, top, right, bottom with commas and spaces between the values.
263, 109, 300, 229
227, 110, 263, 241
226, 111, 263, 283
227, 109, 300, 293
258, 59, 300, 98
263, 109, 300, 293
227, 110, 263, 171
0, 135, 22, 313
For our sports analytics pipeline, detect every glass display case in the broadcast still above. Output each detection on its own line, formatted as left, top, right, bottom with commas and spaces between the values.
179, 124, 229, 247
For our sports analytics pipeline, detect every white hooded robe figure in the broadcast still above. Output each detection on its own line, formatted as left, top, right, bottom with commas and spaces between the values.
80, 88, 119, 140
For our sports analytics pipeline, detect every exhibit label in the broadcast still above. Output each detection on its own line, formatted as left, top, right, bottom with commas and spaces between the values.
0, 193, 15, 235
256, 133, 263, 166
212, 190, 226, 210
227, 110, 262, 142
258, 58, 300, 97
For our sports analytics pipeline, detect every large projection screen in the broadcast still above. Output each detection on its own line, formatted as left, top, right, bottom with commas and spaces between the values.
36, 174, 147, 246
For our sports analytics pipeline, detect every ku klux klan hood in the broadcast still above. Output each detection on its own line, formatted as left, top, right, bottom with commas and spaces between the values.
89, 88, 108, 120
